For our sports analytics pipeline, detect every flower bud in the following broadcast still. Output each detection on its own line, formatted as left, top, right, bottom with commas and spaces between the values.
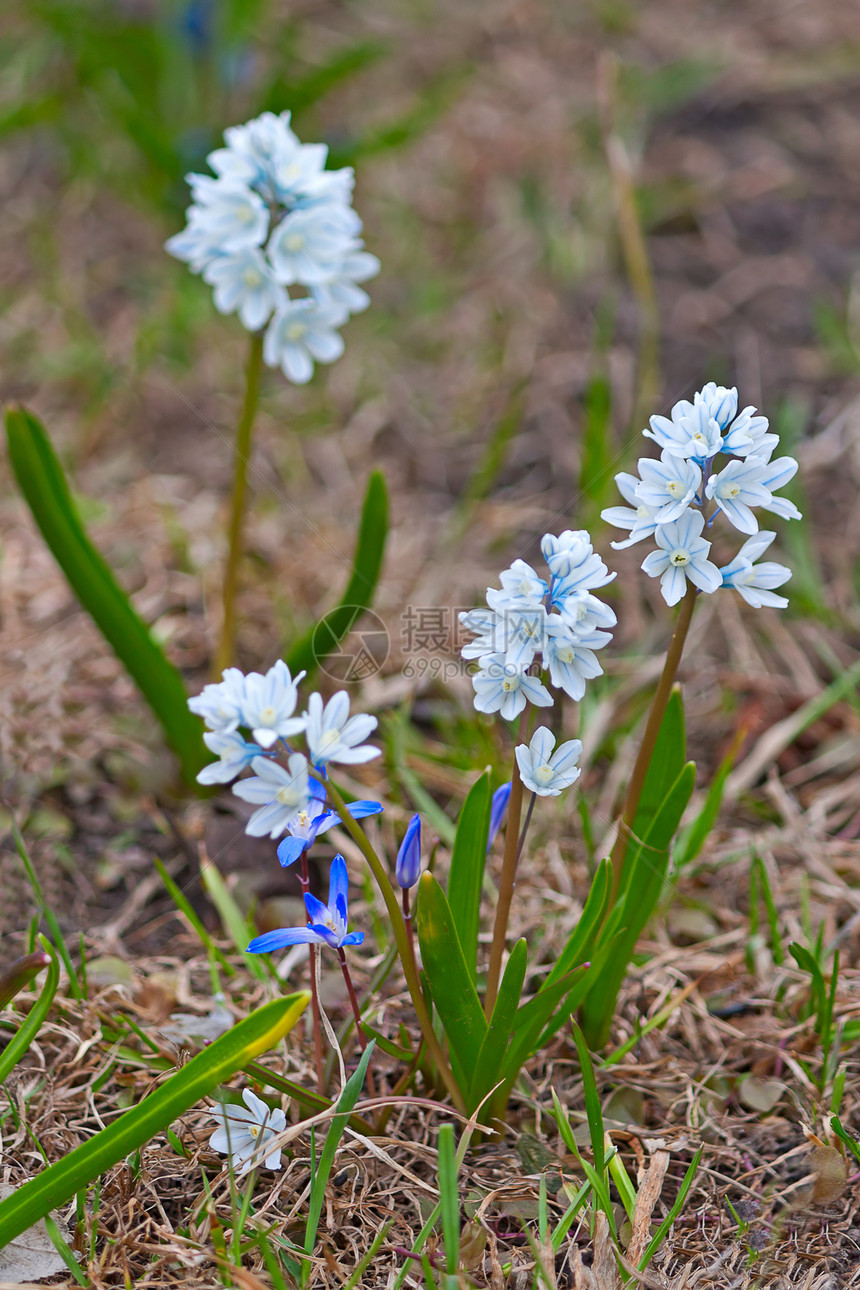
395, 814, 422, 889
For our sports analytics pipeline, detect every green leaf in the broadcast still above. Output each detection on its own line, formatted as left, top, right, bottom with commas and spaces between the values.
469, 938, 527, 1113
544, 858, 612, 991
415, 873, 486, 1087
628, 686, 685, 882
199, 855, 268, 982
0, 993, 309, 1248
637, 1146, 703, 1271
0, 949, 53, 1009
674, 732, 741, 869
303, 1043, 375, 1268
0, 937, 59, 1083
5, 408, 207, 785
581, 761, 696, 1047
437, 1124, 459, 1276
286, 470, 388, 679
446, 771, 491, 982
571, 1023, 604, 1176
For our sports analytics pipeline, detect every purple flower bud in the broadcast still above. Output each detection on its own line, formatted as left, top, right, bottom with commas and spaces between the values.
395, 814, 422, 889
487, 782, 512, 851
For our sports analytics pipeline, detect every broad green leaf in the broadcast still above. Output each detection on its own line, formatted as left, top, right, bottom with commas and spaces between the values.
628, 686, 685, 886
5, 408, 208, 785
544, 858, 612, 991
437, 1125, 459, 1277
581, 762, 696, 1047
286, 470, 388, 679
469, 938, 527, 1113
0, 993, 309, 1248
674, 732, 741, 869
0, 938, 58, 1083
415, 873, 486, 1085
446, 771, 491, 982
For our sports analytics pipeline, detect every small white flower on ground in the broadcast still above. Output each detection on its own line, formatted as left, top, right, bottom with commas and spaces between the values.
241, 660, 306, 748
202, 248, 287, 331
705, 456, 772, 534
470, 653, 553, 721
515, 727, 583, 797
304, 692, 379, 766
209, 1088, 286, 1175
641, 510, 722, 606
634, 452, 701, 525
197, 730, 263, 785
720, 532, 792, 608
263, 298, 346, 384
188, 668, 247, 731
232, 753, 311, 838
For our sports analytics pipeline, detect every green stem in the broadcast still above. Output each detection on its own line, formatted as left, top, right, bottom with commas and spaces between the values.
484, 706, 531, 1016
322, 776, 466, 1113
609, 581, 697, 899
215, 332, 264, 677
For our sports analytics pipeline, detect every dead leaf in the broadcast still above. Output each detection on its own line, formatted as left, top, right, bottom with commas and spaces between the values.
0, 1184, 78, 1283
627, 1145, 670, 1266
738, 1075, 785, 1113
810, 1145, 847, 1203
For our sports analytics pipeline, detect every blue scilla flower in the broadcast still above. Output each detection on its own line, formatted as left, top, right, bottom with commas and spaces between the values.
634, 452, 702, 526
720, 532, 791, 609
188, 667, 247, 731
275, 786, 383, 868
248, 855, 363, 953
197, 730, 263, 785
641, 510, 721, 607
395, 815, 422, 889
232, 753, 310, 839
304, 691, 379, 767
471, 653, 553, 721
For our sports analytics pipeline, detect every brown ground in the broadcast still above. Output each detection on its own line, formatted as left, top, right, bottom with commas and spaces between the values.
2, 0, 860, 1284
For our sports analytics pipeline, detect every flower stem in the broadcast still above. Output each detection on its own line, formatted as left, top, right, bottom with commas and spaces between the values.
337, 948, 377, 1099
321, 775, 466, 1114
297, 852, 326, 1094
484, 706, 531, 1016
215, 332, 264, 677
609, 580, 697, 899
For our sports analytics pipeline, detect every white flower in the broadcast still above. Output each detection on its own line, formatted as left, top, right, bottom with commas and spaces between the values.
458, 607, 501, 660
209, 1089, 286, 1175
549, 550, 615, 600
269, 138, 329, 202
542, 616, 604, 700
202, 248, 287, 331
218, 111, 299, 190
495, 605, 548, 670
311, 249, 381, 315
601, 471, 661, 550
197, 730, 263, 785
188, 668, 247, 731
553, 589, 616, 639
304, 691, 379, 766
488, 559, 548, 610
645, 396, 723, 461
720, 532, 791, 608
641, 510, 722, 606
634, 452, 701, 525
515, 726, 582, 797
241, 660, 307, 749
756, 455, 802, 522
540, 530, 593, 579
705, 456, 772, 534
694, 382, 738, 430
267, 203, 362, 286
721, 404, 775, 457
470, 653, 553, 721
165, 218, 225, 272
263, 299, 346, 384
184, 175, 269, 251
232, 754, 311, 838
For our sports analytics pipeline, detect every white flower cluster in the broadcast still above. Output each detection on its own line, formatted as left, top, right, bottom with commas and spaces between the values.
458, 530, 616, 720
602, 383, 798, 608
189, 660, 379, 838
166, 111, 379, 384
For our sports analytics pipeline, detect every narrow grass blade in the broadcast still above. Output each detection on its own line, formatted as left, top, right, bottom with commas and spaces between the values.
0, 994, 309, 1247
437, 1124, 459, 1276
154, 857, 233, 972
415, 873, 487, 1088
545, 858, 611, 990
243, 1061, 374, 1135
446, 771, 491, 983
5, 407, 208, 785
628, 686, 685, 883
343, 1219, 394, 1288
200, 855, 268, 981
44, 1214, 87, 1285
637, 1146, 703, 1271
286, 470, 388, 678
674, 729, 742, 870
572, 1023, 604, 1176
0, 937, 59, 1083
303, 1043, 375, 1268
469, 938, 527, 1113
11, 820, 81, 997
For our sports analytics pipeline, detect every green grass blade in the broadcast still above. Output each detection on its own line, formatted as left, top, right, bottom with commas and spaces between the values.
544, 858, 612, 990
415, 874, 487, 1089
5, 407, 207, 785
0, 937, 59, 1083
446, 771, 491, 982
673, 730, 741, 870
437, 1124, 459, 1276
11, 819, 81, 997
303, 1043, 375, 1265
637, 1146, 703, 1271
200, 855, 268, 981
0, 994, 309, 1247
286, 470, 388, 678
469, 938, 527, 1113
628, 686, 685, 885
44, 1214, 87, 1285
571, 1023, 604, 1177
